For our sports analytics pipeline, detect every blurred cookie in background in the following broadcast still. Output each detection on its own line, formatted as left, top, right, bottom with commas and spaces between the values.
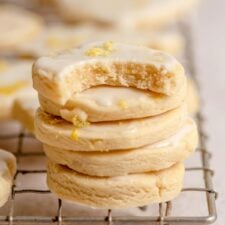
16, 24, 98, 58
12, 95, 39, 134
0, 60, 35, 120
0, 4, 44, 51
0, 149, 16, 207
52, 0, 199, 29
17, 24, 184, 58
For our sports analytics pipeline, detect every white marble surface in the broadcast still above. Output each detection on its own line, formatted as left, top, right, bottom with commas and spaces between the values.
193, 0, 225, 224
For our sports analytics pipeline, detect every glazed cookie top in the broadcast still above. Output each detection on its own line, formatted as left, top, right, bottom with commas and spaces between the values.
33, 41, 186, 104
0, 5, 43, 50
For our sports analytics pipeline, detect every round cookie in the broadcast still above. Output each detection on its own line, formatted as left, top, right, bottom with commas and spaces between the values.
0, 4, 43, 50
52, 0, 199, 29
47, 161, 184, 209
0, 60, 34, 120
35, 104, 187, 151
32, 41, 186, 105
39, 83, 186, 123
18, 25, 184, 58
0, 149, 16, 207
12, 95, 39, 133
187, 78, 200, 115
17, 24, 98, 58
44, 118, 198, 176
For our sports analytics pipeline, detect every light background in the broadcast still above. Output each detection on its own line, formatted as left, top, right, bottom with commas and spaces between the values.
193, 0, 225, 224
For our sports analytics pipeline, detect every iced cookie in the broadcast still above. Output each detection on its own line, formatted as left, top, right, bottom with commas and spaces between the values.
187, 78, 200, 115
18, 25, 184, 58
52, 0, 199, 29
44, 118, 197, 176
35, 104, 187, 151
33, 41, 186, 105
0, 4, 43, 50
0, 60, 34, 120
0, 149, 16, 207
17, 24, 97, 58
12, 95, 39, 133
47, 161, 184, 208
39, 83, 186, 122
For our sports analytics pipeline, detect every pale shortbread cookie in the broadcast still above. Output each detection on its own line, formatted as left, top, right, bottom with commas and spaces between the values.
47, 161, 184, 208
52, 0, 199, 29
17, 25, 97, 58
0, 5, 43, 50
0, 149, 16, 207
0, 60, 34, 120
35, 104, 187, 151
17, 24, 184, 58
44, 118, 197, 176
12, 95, 39, 133
39, 83, 186, 123
187, 78, 200, 115
33, 41, 186, 105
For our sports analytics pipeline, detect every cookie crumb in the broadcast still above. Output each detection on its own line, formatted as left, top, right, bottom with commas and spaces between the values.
72, 116, 89, 128
85, 41, 114, 57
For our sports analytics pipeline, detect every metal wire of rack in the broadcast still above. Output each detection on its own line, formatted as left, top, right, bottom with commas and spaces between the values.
0, 11, 218, 225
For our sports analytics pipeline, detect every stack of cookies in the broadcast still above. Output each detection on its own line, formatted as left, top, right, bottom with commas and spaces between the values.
33, 41, 198, 208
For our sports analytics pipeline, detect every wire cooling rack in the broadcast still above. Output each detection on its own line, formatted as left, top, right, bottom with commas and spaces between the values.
0, 4, 218, 224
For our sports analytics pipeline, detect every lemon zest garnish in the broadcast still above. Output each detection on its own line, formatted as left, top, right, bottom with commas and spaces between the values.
72, 116, 89, 128
71, 128, 79, 141
118, 100, 128, 109
85, 47, 107, 57
0, 81, 29, 95
0, 60, 9, 73
85, 41, 114, 57
103, 41, 113, 51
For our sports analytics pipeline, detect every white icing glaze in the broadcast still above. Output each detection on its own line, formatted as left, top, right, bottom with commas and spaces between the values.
75, 105, 186, 138
150, 119, 195, 148
33, 41, 182, 81
73, 86, 150, 107
60, 108, 88, 122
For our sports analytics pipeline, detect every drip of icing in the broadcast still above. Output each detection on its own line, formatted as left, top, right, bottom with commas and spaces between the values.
60, 108, 88, 123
